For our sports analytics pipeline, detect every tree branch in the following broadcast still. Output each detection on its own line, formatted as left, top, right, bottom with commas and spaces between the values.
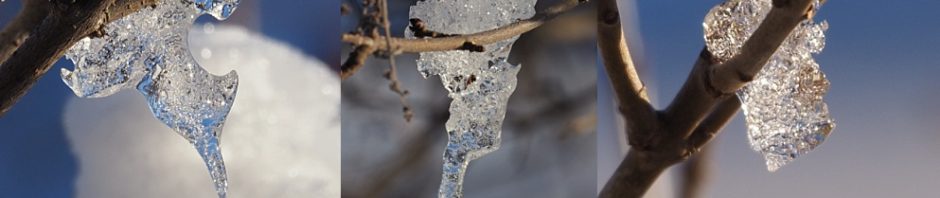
688, 97, 740, 149
0, 0, 156, 116
599, 0, 819, 197
601, 148, 672, 198
340, 45, 376, 79
0, 0, 49, 64
340, 0, 586, 54
663, 0, 814, 138
378, 0, 413, 122
596, 0, 657, 150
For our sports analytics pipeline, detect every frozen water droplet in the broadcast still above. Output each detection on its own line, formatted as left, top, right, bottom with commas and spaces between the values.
62, 0, 240, 197
703, 0, 835, 172
406, 0, 535, 197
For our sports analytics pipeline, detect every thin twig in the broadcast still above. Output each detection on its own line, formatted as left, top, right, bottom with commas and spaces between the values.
341, 0, 586, 54
378, 0, 413, 122
340, 0, 587, 79
596, 0, 657, 150
0, 0, 49, 64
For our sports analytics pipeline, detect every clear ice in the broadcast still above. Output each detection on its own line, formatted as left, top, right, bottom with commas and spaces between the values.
703, 0, 835, 171
62, 0, 240, 197
406, 0, 535, 197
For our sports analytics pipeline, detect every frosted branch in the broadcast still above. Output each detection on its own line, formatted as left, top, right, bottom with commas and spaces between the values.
0, 0, 156, 116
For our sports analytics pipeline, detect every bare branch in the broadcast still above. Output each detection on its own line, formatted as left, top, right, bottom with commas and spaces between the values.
600, 148, 672, 198
600, 0, 820, 197
378, 0, 413, 122
687, 97, 740, 149
0, 0, 49, 63
596, 0, 657, 149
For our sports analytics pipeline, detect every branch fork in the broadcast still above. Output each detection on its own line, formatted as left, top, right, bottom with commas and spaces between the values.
598, 0, 820, 197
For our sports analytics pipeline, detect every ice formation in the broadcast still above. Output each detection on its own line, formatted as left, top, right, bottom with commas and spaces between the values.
64, 25, 340, 198
406, 0, 535, 197
703, 0, 835, 171
62, 0, 240, 197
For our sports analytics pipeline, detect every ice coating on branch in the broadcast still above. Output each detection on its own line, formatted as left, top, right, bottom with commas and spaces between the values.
406, 0, 535, 197
704, 0, 834, 172
62, 0, 239, 197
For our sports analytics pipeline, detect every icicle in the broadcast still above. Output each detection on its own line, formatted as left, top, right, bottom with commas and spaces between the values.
62, 0, 240, 197
406, 0, 535, 197
703, 0, 835, 172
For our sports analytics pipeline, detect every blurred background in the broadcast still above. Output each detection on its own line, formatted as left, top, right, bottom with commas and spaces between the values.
0, 0, 340, 197
599, 0, 940, 197
340, 0, 597, 197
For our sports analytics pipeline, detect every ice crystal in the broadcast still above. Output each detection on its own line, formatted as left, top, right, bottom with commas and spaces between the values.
704, 0, 834, 171
406, 0, 535, 197
62, 0, 240, 197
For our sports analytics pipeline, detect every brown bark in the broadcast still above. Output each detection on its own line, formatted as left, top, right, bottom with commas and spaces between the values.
339, 0, 588, 79
598, 0, 820, 197
0, 0, 157, 116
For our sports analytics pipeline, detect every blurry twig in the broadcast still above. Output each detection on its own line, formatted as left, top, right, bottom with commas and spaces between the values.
679, 144, 712, 198
347, 0, 414, 122
378, 0, 414, 122
353, 103, 449, 198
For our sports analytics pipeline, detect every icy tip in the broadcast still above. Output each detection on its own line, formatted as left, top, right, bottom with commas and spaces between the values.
59, 68, 81, 96
766, 162, 782, 172
192, 0, 240, 20
763, 153, 794, 172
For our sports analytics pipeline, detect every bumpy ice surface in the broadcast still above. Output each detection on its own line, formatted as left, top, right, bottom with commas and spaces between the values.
703, 0, 835, 171
62, 0, 240, 197
65, 25, 340, 198
406, 0, 535, 197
